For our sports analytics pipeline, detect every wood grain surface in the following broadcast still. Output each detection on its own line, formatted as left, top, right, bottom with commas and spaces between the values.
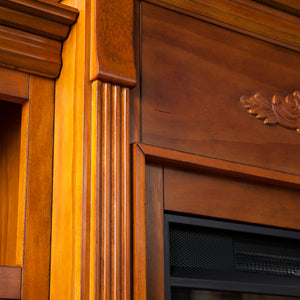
145, 0, 300, 51
22, 75, 54, 299
145, 163, 165, 300
0, 266, 21, 299
164, 166, 300, 230
0, 101, 22, 266
141, 2, 300, 175
90, 81, 131, 300
90, 0, 136, 86
0, 68, 28, 104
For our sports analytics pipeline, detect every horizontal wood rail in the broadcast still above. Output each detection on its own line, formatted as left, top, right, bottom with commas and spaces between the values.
0, 266, 21, 299
145, 0, 300, 52
137, 143, 300, 189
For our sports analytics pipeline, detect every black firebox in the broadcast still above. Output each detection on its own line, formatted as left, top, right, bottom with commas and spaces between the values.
164, 214, 300, 299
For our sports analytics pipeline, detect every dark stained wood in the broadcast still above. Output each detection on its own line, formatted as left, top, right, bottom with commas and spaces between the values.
22, 75, 54, 299
145, 163, 165, 300
256, 0, 300, 17
145, 0, 300, 52
138, 143, 300, 189
0, 101, 22, 266
0, 266, 21, 299
141, 2, 300, 175
164, 166, 300, 230
90, 0, 136, 87
0, 0, 78, 41
133, 144, 147, 300
0, 68, 28, 103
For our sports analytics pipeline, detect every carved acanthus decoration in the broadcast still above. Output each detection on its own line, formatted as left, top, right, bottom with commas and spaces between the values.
240, 91, 300, 134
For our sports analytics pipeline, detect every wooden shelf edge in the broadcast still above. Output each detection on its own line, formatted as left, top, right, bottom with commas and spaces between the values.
0, 266, 21, 299
137, 143, 300, 189
144, 0, 300, 52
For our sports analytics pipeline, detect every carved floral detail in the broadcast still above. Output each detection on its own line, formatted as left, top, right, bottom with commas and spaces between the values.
240, 91, 300, 134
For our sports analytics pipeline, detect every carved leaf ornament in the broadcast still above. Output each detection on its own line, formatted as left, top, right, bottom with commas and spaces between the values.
240, 91, 300, 134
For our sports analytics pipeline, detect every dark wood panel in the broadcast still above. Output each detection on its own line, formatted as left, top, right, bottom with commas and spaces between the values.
141, 2, 300, 175
145, 163, 164, 300
0, 266, 21, 299
165, 166, 300, 230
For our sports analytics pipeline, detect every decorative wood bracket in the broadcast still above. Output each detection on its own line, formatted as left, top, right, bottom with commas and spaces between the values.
241, 91, 300, 134
0, 0, 78, 78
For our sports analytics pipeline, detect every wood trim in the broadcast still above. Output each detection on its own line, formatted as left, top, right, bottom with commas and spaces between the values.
22, 75, 54, 299
0, 0, 78, 40
138, 143, 300, 189
90, 81, 131, 300
145, 0, 300, 52
133, 144, 147, 300
0, 0, 78, 78
0, 68, 29, 103
90, 0, 136, 87
256, 0, 300, 17
0, 266, 21, 299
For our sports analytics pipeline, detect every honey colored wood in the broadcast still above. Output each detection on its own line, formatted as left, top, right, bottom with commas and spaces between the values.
0, 68, 28, 104
89, 81, 131, 300
90, 0, 136, 87
0, 266, 21, 299
0, 101, 22, 266
145, 0, 300, 52
145, 163, 165, 300
22, 75, 54, 299
15, 102, 29, 267
141, 2, 300, 175
50, 0, 92, 296
0, 0, 78, 78
164, 166, 300, 230
133, 144, 147, 300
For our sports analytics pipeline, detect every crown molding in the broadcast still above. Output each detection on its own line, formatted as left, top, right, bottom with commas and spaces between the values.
145, 0, 300, 52
0, 0, 78, 78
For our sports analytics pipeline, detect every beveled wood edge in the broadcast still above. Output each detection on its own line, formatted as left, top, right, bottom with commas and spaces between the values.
136, 143, 300, 189
0, 266, 21, 299
144, 0, 300, 52
133, 144, 147, 300
256, 0, 300, 17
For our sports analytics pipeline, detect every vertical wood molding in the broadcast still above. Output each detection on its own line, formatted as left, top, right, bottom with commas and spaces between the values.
22, 75, 54, 299
90, 81, 131, 300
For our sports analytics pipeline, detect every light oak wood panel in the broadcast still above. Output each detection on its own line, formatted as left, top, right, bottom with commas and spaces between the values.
0, 101, 22, 266
0, 266, 21, 299
22, 75, 54, 299
0, 67, 28, 104
141, 2, 300, 175
165, 166, 300, 230
90, 81, 131, 300
50, 0, 92, 296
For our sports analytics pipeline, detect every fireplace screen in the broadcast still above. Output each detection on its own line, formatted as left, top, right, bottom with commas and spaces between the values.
164, 214, 300, 299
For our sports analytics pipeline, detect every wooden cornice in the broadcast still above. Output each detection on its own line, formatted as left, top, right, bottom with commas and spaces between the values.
146, 0, 300, 53
0, 0, 78, 78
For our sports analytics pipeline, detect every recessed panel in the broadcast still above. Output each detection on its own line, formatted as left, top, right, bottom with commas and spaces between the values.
141, 2, 300, 175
